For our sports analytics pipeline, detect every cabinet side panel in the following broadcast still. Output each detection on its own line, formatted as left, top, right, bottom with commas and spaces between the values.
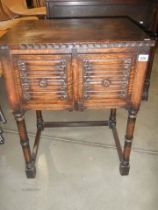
0, 49, 21, 112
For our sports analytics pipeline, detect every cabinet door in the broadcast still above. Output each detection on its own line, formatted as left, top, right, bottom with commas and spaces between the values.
77, 53, 136, 109
13, 54, 73, 110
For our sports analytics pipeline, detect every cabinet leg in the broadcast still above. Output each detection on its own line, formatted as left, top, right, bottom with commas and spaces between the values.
36, 110, 44, 130
120, 110, 137, 176
109, 109, 116, 128
142, 79, 150, 101
142, 48, 155, 101
14, 112, 36, 178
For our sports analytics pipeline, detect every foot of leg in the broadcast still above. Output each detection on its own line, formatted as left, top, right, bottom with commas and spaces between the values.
25, 164, 36, 178
14, 112, 34, 178
119, 162, 130, 176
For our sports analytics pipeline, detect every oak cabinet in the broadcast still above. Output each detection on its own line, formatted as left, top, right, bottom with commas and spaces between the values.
0, 18, 155, 177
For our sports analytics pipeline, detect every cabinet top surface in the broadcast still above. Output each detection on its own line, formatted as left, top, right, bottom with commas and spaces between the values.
0, 18, 153, 46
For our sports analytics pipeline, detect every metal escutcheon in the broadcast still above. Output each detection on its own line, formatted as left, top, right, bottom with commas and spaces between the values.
39, 79, 48, 88
102, 79, 111, 88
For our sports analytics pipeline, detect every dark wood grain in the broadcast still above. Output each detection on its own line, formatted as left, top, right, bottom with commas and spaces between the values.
0, 18, 151, 45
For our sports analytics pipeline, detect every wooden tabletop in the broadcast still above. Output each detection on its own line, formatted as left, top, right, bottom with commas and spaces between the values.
0, 18, 152, 45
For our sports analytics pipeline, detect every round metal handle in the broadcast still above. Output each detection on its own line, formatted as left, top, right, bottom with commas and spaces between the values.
39, 79, 48, 88
102, 79, 111, 88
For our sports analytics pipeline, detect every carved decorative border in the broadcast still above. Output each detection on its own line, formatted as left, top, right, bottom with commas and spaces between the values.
0, 40, 155, 51
16, 41, 155, 50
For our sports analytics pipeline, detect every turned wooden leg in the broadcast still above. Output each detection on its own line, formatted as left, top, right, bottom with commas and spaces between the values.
142, 79, 150, 101
36, 110, 44, 130
31, 110, 43, 162
109, 108, 116, 128
14, 112, 36, 178
120, 110, 137, 176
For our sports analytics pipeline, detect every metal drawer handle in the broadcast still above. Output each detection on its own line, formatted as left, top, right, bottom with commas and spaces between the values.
39, 79, 48, 88
102, 79, 111, 88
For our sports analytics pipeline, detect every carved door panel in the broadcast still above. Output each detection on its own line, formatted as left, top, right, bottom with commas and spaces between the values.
77, 53, 136, 109
12, 54, 73, 110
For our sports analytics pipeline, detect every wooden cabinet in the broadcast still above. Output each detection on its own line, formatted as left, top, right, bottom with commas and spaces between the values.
0, 18, 155, 178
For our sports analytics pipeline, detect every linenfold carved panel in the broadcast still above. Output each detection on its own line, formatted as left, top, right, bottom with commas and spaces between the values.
77, 53, 136, 108
13, 54, 73, 109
